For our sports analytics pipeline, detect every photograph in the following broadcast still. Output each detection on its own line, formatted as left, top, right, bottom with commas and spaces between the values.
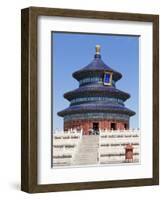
21, 7, 159, 193
52, 32, 140, 167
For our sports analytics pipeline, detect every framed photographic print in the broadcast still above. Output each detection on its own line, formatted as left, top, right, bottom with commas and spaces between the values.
21, 7, 159, 193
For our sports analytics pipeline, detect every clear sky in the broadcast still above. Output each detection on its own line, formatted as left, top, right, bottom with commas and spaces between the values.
52, 32, 139, 131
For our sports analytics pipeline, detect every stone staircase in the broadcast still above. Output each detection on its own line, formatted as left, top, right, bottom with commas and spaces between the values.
72, 135, 99, 165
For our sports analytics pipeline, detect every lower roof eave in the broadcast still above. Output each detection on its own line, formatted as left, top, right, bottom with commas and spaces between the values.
57, 109, 135, 118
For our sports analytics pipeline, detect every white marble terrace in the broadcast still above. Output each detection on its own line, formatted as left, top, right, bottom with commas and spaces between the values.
52, 129, 140, 167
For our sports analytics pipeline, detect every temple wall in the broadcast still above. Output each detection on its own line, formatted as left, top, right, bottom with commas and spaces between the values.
64, 119, 129, 135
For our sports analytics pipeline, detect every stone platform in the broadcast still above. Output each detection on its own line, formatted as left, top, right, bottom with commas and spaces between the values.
52, 129, 140, 167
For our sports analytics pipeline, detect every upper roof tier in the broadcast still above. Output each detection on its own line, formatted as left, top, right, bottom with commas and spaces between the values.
72, 45, 122, 81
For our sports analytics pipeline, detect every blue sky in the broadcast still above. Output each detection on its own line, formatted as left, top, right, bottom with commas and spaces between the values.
52, 32, 139, 130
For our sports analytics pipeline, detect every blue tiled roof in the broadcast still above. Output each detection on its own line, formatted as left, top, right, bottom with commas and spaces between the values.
57, 50, 135, 120
64, 85, 130, 101
58, 104, 135, 117
73, 56, 122, 81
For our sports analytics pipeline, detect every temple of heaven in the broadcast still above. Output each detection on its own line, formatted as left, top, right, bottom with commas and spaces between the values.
58, 45, 135, 135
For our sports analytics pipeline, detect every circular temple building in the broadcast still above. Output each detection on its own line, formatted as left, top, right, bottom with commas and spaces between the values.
58, 45, 135, 135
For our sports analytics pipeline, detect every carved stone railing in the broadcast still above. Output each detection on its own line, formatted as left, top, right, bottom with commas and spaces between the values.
52, 129, 140, 167
98, 129, 140, 164
52, 129, 82, 167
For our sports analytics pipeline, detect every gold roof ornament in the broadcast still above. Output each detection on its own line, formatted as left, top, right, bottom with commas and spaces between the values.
95, 45, 101, 54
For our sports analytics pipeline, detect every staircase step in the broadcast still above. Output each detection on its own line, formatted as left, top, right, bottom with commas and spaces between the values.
72, 135, 99, 165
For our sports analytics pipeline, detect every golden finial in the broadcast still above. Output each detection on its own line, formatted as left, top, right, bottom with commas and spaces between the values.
95, 45, 101, 54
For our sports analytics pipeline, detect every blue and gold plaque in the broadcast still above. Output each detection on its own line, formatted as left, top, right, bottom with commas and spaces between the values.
104, 72, 112, 85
